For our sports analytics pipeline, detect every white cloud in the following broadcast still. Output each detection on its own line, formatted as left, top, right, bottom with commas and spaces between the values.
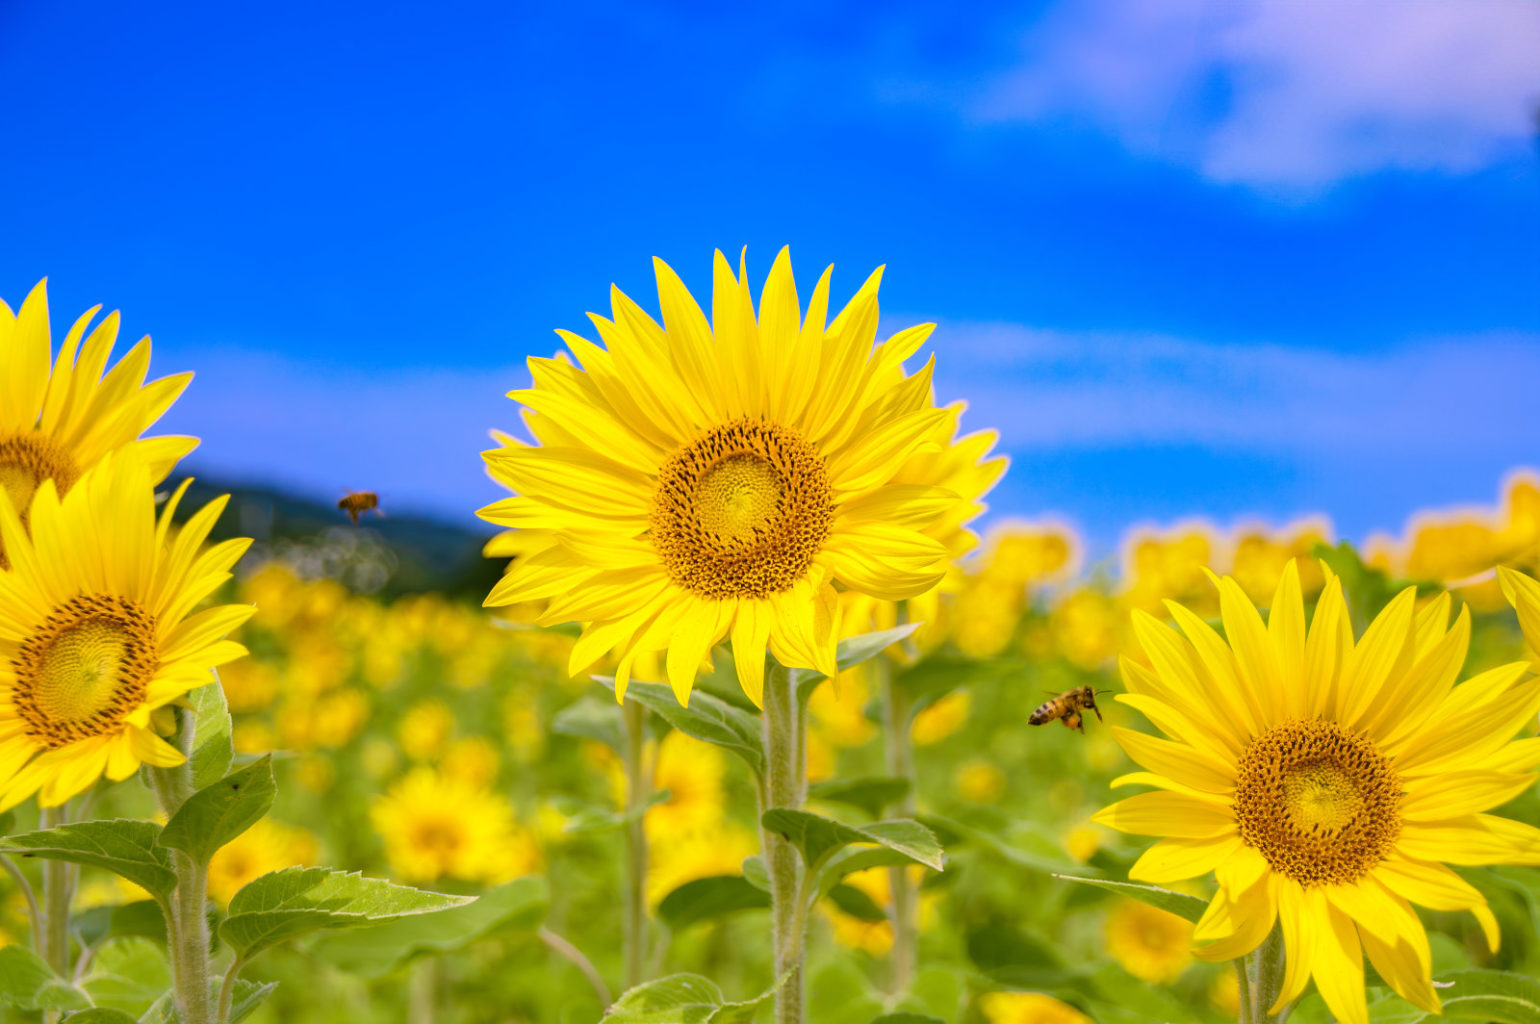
973, 0, 1540, 189
926, 321, 1540, 455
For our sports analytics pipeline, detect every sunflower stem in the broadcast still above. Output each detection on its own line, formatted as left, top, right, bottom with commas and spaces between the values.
761, 659, 805, 1024
877, 652, 918, 995
621, 696, 650, 992
148, 707, 214, 1024
38, 802, 77, 1024
1242, 925, 1288, 1022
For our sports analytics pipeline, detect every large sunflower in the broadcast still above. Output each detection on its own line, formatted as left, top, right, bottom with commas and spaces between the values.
0, 450, 253, 809
1094, 560, 1540, 1024
1, 280, 196, 566
481, 248, 968, 706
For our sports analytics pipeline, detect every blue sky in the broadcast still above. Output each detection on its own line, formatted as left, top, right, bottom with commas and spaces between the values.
2, 0, 1537, 554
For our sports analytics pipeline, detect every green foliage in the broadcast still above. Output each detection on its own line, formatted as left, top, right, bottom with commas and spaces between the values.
0, 820, 176, 898
187, 677, 235, 791
220, 866, 475, 962
869, 1015, 946, 1024
656, 875, 770, 931
1052, 873, 1208, 924
599, 973, 784, 1024
138, 979, 276, 1024
313, 876, 549, 977
760, 809, 944, 873
792, 624, 922, 702
61, 1010, 138, 1023
159, 757, 276, 866
826, 883, 886, 922
598, 679, 766, 776
79, 938, 173, 1015
551, 694, 625, 752
807, 776, 911, 819
0, 944, 90, 1012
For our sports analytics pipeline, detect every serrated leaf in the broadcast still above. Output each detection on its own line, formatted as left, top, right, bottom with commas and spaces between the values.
827, 883, 887, 922
762, 810, 944, 874
791, 624, 923, 702
551, 695, 624, 753
602, 973, 724, 1023
1406, 970, 1540, 1023
312, 877, 548, 977
159, 757, 275, 866
814, 846, 924, 902
220, 866, 475, 962
0, 820, 175, 898
741, 856, 770, 893
598, 679, 764, 776
188, 676, 234, 791
1052, 874, 1208, 924
808, 776, 911, 819
657, 875, 770, 931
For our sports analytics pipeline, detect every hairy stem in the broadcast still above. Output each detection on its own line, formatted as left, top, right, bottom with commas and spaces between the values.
621, 696, 650, 992
761, 660, 805, 1024
38, 803, 77, 1024
1242, 926, 1290, 1023
877, 654, 917, 994
149, 709, 213, 1024
215, 956, 246, 1023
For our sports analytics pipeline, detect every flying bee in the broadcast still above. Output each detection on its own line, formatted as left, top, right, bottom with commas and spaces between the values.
1029, 685, 1108, 734
337, 490, 381, 524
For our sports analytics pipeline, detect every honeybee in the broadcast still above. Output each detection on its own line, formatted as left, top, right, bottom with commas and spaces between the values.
1029, 685, 1107, 734
337, 490, 380, 524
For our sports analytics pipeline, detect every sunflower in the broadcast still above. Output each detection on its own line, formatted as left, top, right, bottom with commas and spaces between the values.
1498, 566, 1540, 667
207, 818, 319, 905
1, 280, 196, 566
371, 767, 538, 884
0, 451, 253, 809
1094, 560, 1540, 1024
481, 248, 970, 706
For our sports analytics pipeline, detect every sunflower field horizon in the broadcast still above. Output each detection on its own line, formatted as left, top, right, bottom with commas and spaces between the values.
2, 3, 1538, 1023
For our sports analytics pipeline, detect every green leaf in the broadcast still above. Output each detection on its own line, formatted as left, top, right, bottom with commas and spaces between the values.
807, 776, 911, 819
813, 846, 925, 902
158, 757, 275, 866
1399, 970, 1540, 1023
0, 820, 175, 898
561, 790, 670, 835
657, 875, 770, 931
81, 938, 173, 1016
312, 877, 548, 978
1052, 874, 1208, 924
63, 1011, 139, 1023
826, 883, 886, 922
869, 1016, 946, 1024
741, 855, 770, 893
791, 624, 923, 702
602, 973, 724, 1023
137, 979, 275, 1024
219, 866, 475, 962
188, 676, 234, 791
0, 944, 89, 1011
966, 923, 1075, 988
761, 809, 944, 873
551, 695, 624, 753
598, 678, 764, 776
76, 900, 170, 947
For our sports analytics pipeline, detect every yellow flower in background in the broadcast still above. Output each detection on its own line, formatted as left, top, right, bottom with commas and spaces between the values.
481, 248, 975, 707
1121, 523, 1220, 616
218, 659, 278, 714
646, 731, 727, 837
1499, 567, 1540, 668
398, 699, 455, 761
0, 452, 252, 809
646, 821, 757, 905
1097, 560, 1540, 1024
807, 668, 876, 748
952, 578, 1021, 658
442, 736, 501, 789
956, 759, 1006, 803
1062, 822, 1103, 863
0, 280, 196, 568
207, 818, 318, 905
1050, 587, 1120, 670
980, 520, 1080, 588
911, 690, 970, 745
1230, 519, 1331, 605
821, 865, 935, 956
977, 991, 1093, 1024
372, 767, 536, 885
1105, 898, 1193, 984
1210, 969, 1241, 1016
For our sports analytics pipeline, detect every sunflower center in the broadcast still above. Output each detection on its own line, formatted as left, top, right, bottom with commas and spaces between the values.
650, 420, 832, 600
1234, 719, 1401, 887
14, 595, 158, 748
0, 432, 79, 568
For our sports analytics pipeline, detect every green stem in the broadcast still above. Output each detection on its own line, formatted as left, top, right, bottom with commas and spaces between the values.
877, 654, 917, 995
149, 708, 213, 1024
39, 803, 76, 1024
540, 925, 613, 1007
0, 853, 42, 957
760, 660, 804, 1024
1234, 957, 1254, 1024
621, 696, 650, 992
215, 956, 246, 1023
1241, 926, 1290, 1023
407, 957, 436, 1024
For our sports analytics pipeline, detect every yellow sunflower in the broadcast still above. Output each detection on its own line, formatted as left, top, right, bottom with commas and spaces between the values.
1498, 566, 1540, 666
0, 450, 253, 809
1095, 560, 1540, 1024
481, 248, 969, 706
1, 280, 196, 566
371, 766, 538, 884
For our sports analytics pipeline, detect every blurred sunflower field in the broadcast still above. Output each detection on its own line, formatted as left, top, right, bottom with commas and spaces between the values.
1, 262, 1538, 1024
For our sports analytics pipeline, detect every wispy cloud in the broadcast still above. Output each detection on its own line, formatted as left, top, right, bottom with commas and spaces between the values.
969, 0, 1540, 191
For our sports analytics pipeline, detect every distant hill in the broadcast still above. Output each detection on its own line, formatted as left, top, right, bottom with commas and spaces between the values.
168, 475, 504, 599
